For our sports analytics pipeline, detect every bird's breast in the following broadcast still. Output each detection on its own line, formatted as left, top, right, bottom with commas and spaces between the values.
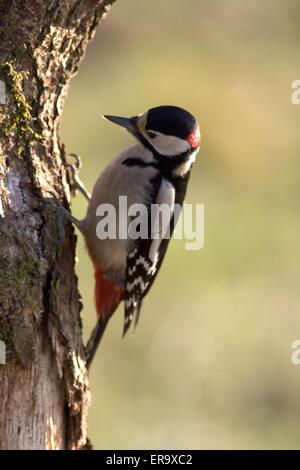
83, 144, 158, 279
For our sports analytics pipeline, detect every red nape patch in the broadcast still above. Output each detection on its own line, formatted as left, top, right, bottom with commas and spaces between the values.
94, 264, 124, 320
187, 126, 201, 148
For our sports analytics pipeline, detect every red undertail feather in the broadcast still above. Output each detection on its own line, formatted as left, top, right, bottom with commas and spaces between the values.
94, 264, 124, 320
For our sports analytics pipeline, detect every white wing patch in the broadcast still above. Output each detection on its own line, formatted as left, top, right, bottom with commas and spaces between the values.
123, 178, 175, 335
148, 178, 175, 263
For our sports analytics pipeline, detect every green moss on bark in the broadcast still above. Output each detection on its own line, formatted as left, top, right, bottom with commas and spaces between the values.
0, 255, 39, 308
0, 61, 40, 156
0, 256, 39, 361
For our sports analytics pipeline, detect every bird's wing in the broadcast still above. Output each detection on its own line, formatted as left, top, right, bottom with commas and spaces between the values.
123, 176, 177, 335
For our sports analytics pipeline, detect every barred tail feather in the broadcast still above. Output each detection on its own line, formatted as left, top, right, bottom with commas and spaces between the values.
123, 296, 143, 337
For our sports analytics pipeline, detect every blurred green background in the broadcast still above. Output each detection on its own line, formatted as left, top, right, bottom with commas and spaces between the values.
61, 0, 300, 449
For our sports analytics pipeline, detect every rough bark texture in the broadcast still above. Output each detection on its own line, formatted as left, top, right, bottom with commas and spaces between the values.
0, 0, 115, 450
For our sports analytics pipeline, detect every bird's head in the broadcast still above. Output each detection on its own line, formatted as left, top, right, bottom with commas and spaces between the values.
103, 105, 201, 158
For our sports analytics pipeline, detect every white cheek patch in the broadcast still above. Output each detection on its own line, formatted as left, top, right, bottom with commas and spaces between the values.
143, 130, 190, 156
137, 111, 148, 134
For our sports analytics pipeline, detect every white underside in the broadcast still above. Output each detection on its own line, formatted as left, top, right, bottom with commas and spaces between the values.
83, 144, 176, 281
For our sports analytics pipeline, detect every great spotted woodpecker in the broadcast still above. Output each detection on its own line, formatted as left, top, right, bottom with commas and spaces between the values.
68, 105, 201, 367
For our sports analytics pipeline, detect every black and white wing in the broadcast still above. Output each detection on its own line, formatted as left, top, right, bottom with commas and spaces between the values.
123, 176, 177, 335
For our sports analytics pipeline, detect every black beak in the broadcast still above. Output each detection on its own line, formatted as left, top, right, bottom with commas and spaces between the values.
102, 114, 137, 133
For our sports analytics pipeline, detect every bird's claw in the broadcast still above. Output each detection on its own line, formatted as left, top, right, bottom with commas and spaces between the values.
65, 153, 91, 201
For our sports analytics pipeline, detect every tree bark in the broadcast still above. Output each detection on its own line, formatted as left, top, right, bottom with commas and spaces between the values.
0, 0, 115, 450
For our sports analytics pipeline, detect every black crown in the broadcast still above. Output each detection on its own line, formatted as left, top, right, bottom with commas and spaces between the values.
146, 105, 197, 140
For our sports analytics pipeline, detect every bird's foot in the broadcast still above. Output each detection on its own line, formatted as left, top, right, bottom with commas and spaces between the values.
45, 199, 85, 244
65, 153, 91, 202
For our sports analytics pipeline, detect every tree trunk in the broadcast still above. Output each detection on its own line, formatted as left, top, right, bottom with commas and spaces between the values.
0, 0, 115, 450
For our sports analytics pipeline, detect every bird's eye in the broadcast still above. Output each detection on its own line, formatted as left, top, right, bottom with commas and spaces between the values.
147, 131, 156, 139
